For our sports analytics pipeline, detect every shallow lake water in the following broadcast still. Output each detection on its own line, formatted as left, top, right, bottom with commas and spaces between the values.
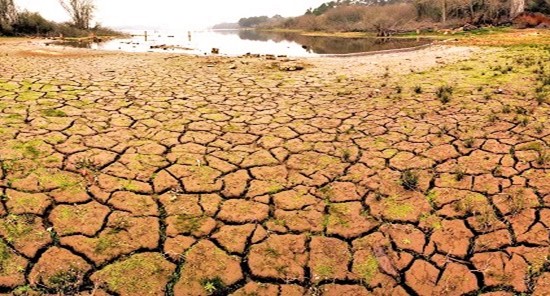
49, 30, 432, 57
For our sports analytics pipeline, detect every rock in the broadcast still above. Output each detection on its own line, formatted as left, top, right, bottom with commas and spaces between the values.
279, 64, 304, 72
462, 23, 478, 31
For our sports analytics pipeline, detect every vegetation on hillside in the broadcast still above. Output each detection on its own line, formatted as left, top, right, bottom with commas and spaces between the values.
235, 0, 550, 35
238, 15, 285, 28
0, 0, 121, 37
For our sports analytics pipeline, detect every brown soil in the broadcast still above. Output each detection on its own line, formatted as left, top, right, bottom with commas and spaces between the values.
0, 37, 548, 295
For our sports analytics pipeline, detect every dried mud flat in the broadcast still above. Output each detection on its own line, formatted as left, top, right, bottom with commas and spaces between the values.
0, 39, 548, 296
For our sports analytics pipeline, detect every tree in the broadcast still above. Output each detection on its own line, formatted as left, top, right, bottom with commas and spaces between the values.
0, 0, 17, 32
510, 0, 525, 18
441, 0, 448, 22
527, 0, 550, 14
12, 11, 55, 35
59, 0, 95, 29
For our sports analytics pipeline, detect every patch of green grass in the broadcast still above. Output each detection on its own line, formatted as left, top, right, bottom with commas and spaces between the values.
1, 215, 35, 243
319, 185, 333, 200
93, 253, 171, 295
11, 285, 40, 296
455, 166, 467, 181
12, 140, 42, 159
266, 182, 284, 195
535, 92, 548, 105
41, 109, 67, 117
18, 91, 42, 101
122, 179, 141, 192
200, 277, 225, 295
420, 214, 443, 230
315, 264, 334, 278
426, 190, 438, 207
175, 214, 204, 234
0, 239, 13, 269
336, 75, 348, 82
94, 235, 118, 254
265, 246, 280, 258
355, 255, 379, 284
33, 169, 82, 191
536, 150, 549, 165
108, 216, 131, 234
454, 193, 486, 214
328, 203, 350, 227
47, 268, 82, 294
384, 196, 413, 219
515, 115, 530, 127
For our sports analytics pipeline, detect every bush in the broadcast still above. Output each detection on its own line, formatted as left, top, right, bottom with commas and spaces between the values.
436, 85, 454, 104
324, 6, 366, 31
269, 0, 544, 32
274, 3, 417, 34
527, 0, 550, 14
12, 11, 55, 35
400, 170, 419, 190
513, 12, 550, 28
1, 10, 122, 37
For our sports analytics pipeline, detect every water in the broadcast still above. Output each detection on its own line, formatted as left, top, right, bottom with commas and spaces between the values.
48, 30, 432, 57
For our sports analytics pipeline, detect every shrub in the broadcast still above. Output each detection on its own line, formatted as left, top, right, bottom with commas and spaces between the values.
436, 85, 454, 104
400, 170, 419, 190
12, 11, 55, 35
513, 12, 550, 28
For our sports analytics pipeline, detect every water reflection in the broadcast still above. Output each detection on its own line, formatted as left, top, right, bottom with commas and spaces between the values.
238, 30, 430, 55
47, 30, 431, 57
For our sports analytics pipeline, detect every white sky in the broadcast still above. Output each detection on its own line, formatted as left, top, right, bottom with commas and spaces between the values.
14, 0, 327, 29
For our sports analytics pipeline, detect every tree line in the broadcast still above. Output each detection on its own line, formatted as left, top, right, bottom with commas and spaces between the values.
241, 0, 549, 34
238, 15, 285, 28
0, 0, 119, 37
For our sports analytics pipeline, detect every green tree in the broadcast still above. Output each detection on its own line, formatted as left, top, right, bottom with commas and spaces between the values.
12, 11, 55, 35
527, 0, 550, 13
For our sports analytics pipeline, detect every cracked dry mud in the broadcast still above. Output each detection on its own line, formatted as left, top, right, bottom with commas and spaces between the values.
0, 40, 548, 296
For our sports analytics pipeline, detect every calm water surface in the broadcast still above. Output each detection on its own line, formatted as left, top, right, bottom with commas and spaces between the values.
49, 30, 432, 57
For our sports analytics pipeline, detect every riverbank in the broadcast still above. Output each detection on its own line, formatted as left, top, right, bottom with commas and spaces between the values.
0, 33, 548, 295
260, 26, 550, 43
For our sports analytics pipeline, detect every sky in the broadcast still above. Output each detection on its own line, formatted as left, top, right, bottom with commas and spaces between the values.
14, 0, 328, 30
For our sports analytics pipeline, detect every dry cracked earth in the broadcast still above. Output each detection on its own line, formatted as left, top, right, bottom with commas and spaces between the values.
0, 40, 548, 296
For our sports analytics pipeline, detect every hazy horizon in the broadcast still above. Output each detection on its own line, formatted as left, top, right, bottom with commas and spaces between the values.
14, 0, 328, 30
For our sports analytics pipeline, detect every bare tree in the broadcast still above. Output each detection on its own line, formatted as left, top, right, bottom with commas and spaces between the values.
510, 0, 525, 18
0, 0, 17, 31
365, 3, 417, 36
441, 0, 448, 22
59, 0, 95, 29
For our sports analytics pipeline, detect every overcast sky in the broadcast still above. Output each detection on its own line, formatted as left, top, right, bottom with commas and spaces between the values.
14, 0, 327, 29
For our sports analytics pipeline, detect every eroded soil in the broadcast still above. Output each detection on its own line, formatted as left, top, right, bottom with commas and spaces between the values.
0, 39, 548, 296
